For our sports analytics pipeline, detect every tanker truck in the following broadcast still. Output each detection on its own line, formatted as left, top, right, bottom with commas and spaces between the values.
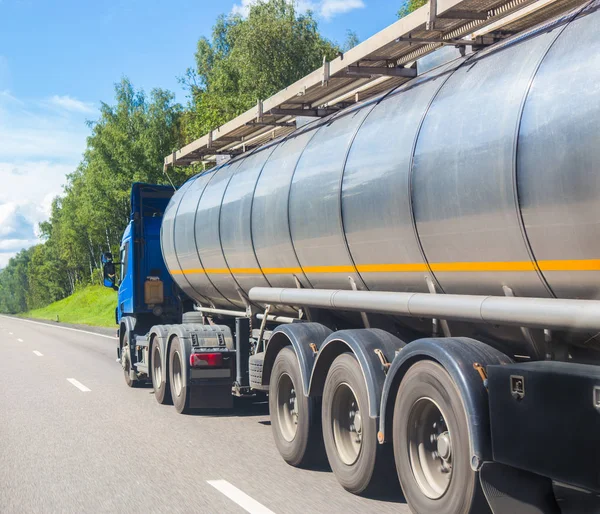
103, 4, 600, 513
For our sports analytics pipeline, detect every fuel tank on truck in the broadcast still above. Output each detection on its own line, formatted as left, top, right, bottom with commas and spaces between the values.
161, 2, 600, 358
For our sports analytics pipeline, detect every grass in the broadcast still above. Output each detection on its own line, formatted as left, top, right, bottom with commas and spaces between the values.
24, 285, 117, 328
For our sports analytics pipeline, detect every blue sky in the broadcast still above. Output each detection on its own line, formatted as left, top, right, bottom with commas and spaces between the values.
0, 0, 400, 266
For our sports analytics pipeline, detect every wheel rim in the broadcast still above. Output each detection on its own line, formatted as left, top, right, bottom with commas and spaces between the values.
407, 397, 453, 499
152, 344, 162, 389
276, 372, 298, 442
331, 382, 363, 466
172, 350, 183, 397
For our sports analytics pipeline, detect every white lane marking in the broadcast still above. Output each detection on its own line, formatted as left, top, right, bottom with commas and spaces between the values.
0, 315, 115, 340
17, 338, 23, 342
207, 480, 275, 514
8, 332, 13, 335
67, 378, 91, 392
33, 350, 43, 357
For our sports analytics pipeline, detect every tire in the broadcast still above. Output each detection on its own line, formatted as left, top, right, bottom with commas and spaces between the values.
392, 360, 485, 514
269, 347, 322, 467
151, 336, 171, 405
121, 333, 139, 388
169, 336, 190, 414
322, 353, 389, 494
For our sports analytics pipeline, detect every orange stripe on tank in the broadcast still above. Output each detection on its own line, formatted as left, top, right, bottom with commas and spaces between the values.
171, 259, 600, 275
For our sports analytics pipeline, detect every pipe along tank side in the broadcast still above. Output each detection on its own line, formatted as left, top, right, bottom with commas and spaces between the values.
161, 3, 600, 360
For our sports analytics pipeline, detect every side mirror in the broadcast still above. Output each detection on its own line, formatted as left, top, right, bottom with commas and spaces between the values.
101, 253, 118, 291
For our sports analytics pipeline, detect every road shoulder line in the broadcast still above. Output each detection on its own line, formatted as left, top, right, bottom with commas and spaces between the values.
0, 315, 115, 340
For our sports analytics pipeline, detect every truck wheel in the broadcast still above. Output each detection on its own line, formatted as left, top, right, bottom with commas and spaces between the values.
322, 353, 383, 494
169, 336, 190, 414
269, 347, 321, 467
121, 333, 139, 388
151, 337, 171, 404
392, 361, 482, 514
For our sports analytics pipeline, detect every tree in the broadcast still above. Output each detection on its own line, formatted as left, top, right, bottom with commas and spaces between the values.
342, 30, 360, 52
0, 3, 345, 313
182, 0, 340, 141
0, 248, 33, 313
0, 78, 191, 313
398, 0, 428, 18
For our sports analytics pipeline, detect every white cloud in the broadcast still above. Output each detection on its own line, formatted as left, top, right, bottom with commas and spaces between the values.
231, 0, 255, 16
319, 0, 364, 19
0, 91, 88, 162
0, 87, 90, 266
231, 0, 364, 19
48, 94, 95, 114
0, 201, 44, 267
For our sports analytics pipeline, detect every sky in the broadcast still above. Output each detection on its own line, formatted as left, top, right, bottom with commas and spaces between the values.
0, 0, 400, 267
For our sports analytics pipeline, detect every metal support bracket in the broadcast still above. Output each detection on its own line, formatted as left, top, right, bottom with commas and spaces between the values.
216, 136, 244, 143
246, 120, 296, 128
473, 362, 488, 384
437, 9, 488, 20
257, 304, 271, 353
322, 56, 330, 86
349, 276, 370, 328
502, 286, 545, 359
427, 0, 437, 30
235, 286, 255, 319
345, 65, 417, 78
426, 276, 451, 337
294, 275, 312, 322
398, 35, 493, 47
269, 107, 338, 117
374, 348, 391, 372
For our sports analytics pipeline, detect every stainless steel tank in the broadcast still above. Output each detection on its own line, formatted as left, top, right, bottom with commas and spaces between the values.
161, 3, 600, 353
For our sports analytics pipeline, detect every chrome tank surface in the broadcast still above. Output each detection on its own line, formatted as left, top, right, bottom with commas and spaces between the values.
161, 3, 600, 354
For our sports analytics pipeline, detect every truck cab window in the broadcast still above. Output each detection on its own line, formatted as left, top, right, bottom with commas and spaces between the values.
120, 242, 129, 283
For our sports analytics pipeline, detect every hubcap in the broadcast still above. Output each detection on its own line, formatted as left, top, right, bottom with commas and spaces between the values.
407, 397, 453, 499
172, 351, 183, 397
152, 345, 162, 388
277, 373, 298, 442
331, 383, 362, 466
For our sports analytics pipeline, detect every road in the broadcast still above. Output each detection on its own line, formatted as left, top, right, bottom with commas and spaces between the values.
0, 315, 598, 514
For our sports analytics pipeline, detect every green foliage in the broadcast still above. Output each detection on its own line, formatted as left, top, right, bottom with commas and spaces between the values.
0, 78, 189, 315
0, 248, 34, 314
0, 0, 344, 321
342, 30, 360, 52
24, 285, 117, 327
398, 0, 428, 18
182, 0, 340, 141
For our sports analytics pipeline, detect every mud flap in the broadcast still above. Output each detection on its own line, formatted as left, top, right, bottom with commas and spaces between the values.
480, 462, 560, 514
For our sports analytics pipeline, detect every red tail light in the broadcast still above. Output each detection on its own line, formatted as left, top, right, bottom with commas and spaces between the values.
190, 352, 223, 368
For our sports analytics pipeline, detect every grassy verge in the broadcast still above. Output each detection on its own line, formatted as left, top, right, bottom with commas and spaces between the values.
23, 285, 117, 328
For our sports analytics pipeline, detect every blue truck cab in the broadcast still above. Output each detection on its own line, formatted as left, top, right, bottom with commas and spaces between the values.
104, 182, 236, 410
113, 183, 178, 324
102, 183, 180, 370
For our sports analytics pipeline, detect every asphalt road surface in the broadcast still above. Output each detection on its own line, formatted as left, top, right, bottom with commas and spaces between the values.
0, 315, 598, 514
